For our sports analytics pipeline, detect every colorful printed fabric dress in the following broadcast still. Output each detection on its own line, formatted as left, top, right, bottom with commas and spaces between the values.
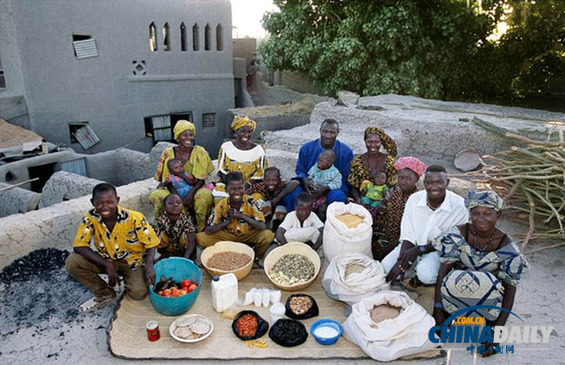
432, 225, 529, 321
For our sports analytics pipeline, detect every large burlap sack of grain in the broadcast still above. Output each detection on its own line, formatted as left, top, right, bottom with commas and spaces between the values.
323, 202, 372, 263
322, 253, 389, 305
343, 291, 436, 362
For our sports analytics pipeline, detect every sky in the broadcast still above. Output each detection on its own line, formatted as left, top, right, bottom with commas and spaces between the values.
230, 0, 278, 39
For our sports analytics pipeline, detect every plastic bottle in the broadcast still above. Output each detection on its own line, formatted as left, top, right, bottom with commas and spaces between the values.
211, 273, 238, 313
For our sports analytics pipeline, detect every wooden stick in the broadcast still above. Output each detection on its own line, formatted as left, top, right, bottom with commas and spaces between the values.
527, 242, 565, 254
0, 178, 40, 191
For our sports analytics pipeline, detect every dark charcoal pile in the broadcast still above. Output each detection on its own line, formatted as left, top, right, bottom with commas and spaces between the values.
0, 248, 69, 283
0, 248, 93, 337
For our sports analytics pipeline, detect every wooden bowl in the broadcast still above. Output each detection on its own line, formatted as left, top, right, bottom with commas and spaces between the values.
201, 241, 255, 281
263, 242, 321, 291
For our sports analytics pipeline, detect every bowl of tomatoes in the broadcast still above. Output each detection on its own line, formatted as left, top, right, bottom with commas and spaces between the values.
148, 257, 202, 316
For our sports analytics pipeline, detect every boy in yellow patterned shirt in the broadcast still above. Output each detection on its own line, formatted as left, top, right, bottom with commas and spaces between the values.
65, 183, 159, 311
197, 172, 274, 258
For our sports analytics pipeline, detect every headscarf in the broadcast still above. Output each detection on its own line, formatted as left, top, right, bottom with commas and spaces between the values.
465, 191, 505, 212
173, 120, 196, 141
364, 126, 397, 157
231, 115, 256, 132
394, 157, 427, 178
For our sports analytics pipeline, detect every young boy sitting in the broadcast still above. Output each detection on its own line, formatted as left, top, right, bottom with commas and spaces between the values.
306, 149, 342, 220
65, 183, 159, 312
276, 193, 324, 251
165, 158, 196, 203
360, 171, 389, 208
196, 171, 275, 259
152, 193, 197, 260
250, 167, 299, 231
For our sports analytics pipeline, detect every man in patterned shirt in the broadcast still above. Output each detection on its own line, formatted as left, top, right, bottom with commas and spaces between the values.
197, 172, 274, 258
65, 183, 159, 311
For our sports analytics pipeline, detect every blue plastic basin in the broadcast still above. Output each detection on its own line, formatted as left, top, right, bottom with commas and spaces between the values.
310, 319, 343, 345
148, 257, 203, 316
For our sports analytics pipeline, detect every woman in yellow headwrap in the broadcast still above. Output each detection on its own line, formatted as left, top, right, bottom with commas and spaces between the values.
217, 115, 268, 184
149, 120, 214, 231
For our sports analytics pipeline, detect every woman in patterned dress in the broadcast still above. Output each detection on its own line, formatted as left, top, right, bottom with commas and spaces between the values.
348, 126, 397, 239
432, 190, 529, 356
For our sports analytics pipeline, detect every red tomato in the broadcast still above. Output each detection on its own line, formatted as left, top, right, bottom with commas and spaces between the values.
162, 292, 172, 298
179, 289, 187, 296
181, 279, 192, 287
187, 283, 198, 293
157, 291, 164, 296
171, 288, 180, 297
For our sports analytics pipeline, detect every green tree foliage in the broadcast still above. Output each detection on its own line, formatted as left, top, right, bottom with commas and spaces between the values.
259, 0, 565, 101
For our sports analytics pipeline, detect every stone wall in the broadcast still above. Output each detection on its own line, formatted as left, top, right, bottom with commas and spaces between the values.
39, 171, 103, 208
0, 178, 155, 269
0, 182, 40, 216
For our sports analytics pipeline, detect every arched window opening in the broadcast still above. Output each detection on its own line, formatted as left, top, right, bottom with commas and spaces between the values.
180, 23, 187, 51
216, 24, 223, 51
149, 22, 158, 52
204, 23, 211, 51
192, 24, 199, 51
163, 23, 171, 51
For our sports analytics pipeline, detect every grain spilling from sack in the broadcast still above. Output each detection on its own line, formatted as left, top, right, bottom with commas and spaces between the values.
207, 251, 252, 271
370, 304, 402, 324
337, 213, 364, 228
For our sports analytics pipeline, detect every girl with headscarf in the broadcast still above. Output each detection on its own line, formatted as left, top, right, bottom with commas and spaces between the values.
149, 120, 214, 231
431, 190, 529, 357
348, 126, 397, 238
379, 157, 427, 259
217, 115, 268, 184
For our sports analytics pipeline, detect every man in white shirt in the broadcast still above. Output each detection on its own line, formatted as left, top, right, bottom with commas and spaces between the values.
382, 165, 468, 285
276, 192, 324, 250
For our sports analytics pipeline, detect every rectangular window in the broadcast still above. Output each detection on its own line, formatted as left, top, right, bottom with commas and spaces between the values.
202, 113, 216, 128
145, 113, 192, 144
72, 34, 98, 60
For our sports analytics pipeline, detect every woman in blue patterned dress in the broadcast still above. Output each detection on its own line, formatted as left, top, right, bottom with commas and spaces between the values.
432, 191, 529, 356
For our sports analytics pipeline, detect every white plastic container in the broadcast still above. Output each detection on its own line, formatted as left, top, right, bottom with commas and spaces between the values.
270, 302, 286, 323
211, 273, 238, 313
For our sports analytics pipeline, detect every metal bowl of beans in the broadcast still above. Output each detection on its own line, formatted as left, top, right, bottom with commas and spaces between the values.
201, 241, 255, 280
263, 242, 321, 291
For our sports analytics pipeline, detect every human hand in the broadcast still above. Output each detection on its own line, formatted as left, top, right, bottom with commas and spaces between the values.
385, 261, 405, 283
145, 264, 156, 287
397, 246, 419, 273
105, 263, 118, 287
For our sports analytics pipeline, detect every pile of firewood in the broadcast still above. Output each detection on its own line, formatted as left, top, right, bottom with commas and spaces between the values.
469, 118, 565, 252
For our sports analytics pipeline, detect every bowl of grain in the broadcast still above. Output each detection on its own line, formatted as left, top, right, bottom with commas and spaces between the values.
201, 241, 255, 280
264, 242, 321, 291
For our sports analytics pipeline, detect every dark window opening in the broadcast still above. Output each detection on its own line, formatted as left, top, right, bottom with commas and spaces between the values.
149, 23, 158, 52
216, 24, 223, 51
204, 24, 211, 51
192, 24, 199, 51
72, 34, 98, 59
28, 163, 56, 193
72, 34, 91, 42
202, 113, 216, 128
69, 122, 89, 144
144, 113, 192, 145
163, 23, 171, 51
180, 23, 187, 51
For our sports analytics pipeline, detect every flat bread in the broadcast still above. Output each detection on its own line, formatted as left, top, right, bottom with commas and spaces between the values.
176, 316, 196, 327
174, 326, 194, 339
190, 320, 211, 335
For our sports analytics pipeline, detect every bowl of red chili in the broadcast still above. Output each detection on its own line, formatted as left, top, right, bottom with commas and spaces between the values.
231, 310, 269, 340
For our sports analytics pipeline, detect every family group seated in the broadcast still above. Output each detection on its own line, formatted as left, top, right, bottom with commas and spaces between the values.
66, 115, 528, 356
